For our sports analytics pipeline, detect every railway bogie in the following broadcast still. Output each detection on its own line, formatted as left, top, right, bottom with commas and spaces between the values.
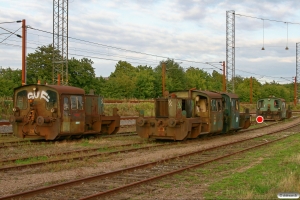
9, 84, 120, 140
136, 89, 251, 141
256, 97, 292, 121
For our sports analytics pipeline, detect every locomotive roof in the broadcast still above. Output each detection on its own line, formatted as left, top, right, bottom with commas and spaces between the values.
219, 92, 239, 99
257, 97, 286, 102
14, 84, 85, 95
170, 90, 222, 98
194, 90, 222, 98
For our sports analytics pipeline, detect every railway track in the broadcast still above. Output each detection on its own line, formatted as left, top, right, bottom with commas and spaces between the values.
1, 119, 299, 199
0, 119, 286, 172
0, 131, 137, 150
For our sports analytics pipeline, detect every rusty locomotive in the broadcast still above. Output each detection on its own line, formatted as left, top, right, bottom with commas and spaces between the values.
136, 89, 251, 140
9, 84, 120, 140
256, 97, 292, 121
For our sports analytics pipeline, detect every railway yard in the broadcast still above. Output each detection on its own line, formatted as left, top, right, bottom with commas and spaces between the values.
0, 114, 299, 199
2, 1, 300, 199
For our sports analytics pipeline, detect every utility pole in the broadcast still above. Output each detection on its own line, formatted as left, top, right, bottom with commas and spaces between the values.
53, 0, 69, 85
222, 61, 226, 92
294, 76, 297, 106
226, 10, 235, 93
21, 19, 26, 86
162, 62, 166, 97
250, 76, 253, 104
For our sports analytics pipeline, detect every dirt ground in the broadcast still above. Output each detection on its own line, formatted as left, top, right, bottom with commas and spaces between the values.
1, 117, 299, 199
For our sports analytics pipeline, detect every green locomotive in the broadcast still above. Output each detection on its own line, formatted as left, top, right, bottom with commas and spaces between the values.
256, 97, 292, 121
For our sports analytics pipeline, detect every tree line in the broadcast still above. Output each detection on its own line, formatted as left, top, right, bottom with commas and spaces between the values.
0, 45, 294, 103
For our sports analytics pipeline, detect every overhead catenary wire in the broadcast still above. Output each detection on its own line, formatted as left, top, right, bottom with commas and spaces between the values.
26, 26, 223, 66
0, 23, 295, 81
0, 27, 22, 43
235, 13, 300, 25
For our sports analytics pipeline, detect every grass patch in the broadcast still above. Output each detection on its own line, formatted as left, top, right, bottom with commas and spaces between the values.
204, 133, 300, 199
97, 147, 116, 153
79, 139, 93, 147
104, 102, 154, 116
15, 156, 48, 165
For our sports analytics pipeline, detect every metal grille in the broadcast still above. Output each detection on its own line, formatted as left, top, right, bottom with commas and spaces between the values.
226, 10, 235, 93
296, 42, 300, 104
53, 0, 68, 85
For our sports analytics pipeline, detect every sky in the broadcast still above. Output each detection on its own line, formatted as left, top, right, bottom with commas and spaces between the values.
1, 0, 300, 84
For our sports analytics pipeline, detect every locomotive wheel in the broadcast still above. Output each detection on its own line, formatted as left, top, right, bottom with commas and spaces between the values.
136, 117, 145, 126
36, 116, 45, 126
9, 115, 16, 124
168, 118, 177, 127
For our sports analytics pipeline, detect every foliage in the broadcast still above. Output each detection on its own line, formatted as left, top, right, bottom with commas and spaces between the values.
0, 45, 298, 104
0, 67, 22, 96
204, 133, 300, 199
26, 44, 60, 84
68, 57, 97, 93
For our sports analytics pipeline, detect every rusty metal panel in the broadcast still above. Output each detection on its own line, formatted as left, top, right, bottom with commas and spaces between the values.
155, 99, 168, 118
61, 95, 70, 133
98, 96, 104, 115
69, 95, 85, 133
185, 99, 193, 118
168, 98, 181, 118
85, 97, 92, 115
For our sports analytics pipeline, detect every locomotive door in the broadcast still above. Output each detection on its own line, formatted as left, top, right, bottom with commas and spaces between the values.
61, 95, 85, 133
61, 96, 71, 133
231, 99, 240, 129
69, 95, 85, 133
210, 99, 223, 133
281, 101, 286, 118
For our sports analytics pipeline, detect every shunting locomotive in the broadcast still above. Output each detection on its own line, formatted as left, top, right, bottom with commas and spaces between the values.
136, 89, 251, 141
256, 97, 292, 121
9, 83, 120, 140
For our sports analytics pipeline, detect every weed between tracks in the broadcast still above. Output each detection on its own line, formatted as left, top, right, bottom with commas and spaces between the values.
124, 133, 300, 200
204, 133, 300, 199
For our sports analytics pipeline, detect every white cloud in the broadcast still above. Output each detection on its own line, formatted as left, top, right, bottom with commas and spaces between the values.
0, 0, 299, 80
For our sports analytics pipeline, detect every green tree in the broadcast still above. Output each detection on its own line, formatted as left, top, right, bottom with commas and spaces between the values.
0, 67, 22, 96
260, 82, 289, 100
208, 70, 223, 91
134, 65, 156, 99
104, 61, 137, 98
154, 59, 187, 96
185, 67, 211, 90
26, 44, 60, 84
68, 57, 97, 93
235, 77, 262, 102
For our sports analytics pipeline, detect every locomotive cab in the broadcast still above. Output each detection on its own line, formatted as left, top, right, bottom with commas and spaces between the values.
10, 84, 62, 140
220, 92, 250, 133
136, 90, 224, 141
256, 97, 291, 121
10, 84, 120, 140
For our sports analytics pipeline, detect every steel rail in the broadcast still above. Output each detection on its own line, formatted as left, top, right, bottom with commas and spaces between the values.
0, 142, 167, 172
1, 122, 298, 200
0, 120, 283, 170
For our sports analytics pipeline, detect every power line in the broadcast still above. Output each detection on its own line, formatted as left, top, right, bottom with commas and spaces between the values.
26, 26, 221, 65
235, 13, 300, 25
0, 27, 22, 43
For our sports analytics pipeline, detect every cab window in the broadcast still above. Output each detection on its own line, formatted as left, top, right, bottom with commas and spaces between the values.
274, 100, 280, 108
71, 95, 83, 110
211, 99, 217, 111
257, 100, 264, 109
217, 99, 222, 112
16, 90, 28, 109
235, 99, 239, 111
46, 90, 58, 110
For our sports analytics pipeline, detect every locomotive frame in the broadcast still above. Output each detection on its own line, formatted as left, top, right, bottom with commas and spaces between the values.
9, 84, 120, 140
136, 89, 251, 141
256, 97, 292, 121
